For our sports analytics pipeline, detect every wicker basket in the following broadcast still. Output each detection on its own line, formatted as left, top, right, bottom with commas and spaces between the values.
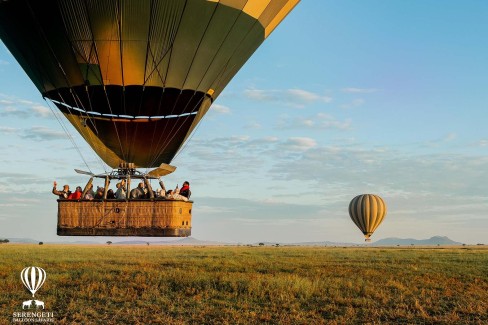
57, 199, 192, 237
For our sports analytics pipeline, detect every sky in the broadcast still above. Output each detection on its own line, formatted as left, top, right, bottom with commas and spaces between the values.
1, 1, 488, 244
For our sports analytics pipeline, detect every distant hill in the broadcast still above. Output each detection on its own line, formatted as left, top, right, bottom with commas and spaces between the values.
373, 236, 462, 246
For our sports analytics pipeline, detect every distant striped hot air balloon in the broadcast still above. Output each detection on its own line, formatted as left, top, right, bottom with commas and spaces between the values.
21, 266, 47, 298
348, 194, 387, 242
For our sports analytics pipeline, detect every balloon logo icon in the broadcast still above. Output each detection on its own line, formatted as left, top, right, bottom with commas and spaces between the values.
21, 267, 46, 298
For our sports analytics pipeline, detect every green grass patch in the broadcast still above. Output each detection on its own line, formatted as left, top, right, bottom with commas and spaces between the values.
1, 245, 487, 324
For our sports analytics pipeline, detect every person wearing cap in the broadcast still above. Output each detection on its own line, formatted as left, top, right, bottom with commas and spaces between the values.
115, 180, 127, 200
52, 181, 71, 199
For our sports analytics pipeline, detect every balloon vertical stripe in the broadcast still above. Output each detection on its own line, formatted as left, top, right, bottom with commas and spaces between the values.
355, 195, 366, 232
371, 196, 386, 233
348, 196, 362, 231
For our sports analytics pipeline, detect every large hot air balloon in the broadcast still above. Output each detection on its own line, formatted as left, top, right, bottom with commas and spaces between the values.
0, 0, 300, 237
0, 0, 300, 168
348, 194, 387, 242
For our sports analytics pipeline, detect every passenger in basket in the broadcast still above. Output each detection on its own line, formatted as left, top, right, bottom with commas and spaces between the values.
115, 180, 127, 200
52, 181, 71, 199
106, 189, 116, 199
94, 187, 104, 199
68, 186, 83, 200
179, 181, 191, 199
84, 183, 95, 200
130, 182, 145, 199
165, 189, 189, 202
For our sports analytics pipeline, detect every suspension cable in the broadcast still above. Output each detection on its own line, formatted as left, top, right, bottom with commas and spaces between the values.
44, 98, 92, 172
24, 1, 98, 173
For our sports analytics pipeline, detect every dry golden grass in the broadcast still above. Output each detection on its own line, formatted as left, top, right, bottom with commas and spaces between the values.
0, 244, 487, 324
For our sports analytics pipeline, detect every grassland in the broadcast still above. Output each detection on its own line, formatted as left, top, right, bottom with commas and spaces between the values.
0, 245, 487, 324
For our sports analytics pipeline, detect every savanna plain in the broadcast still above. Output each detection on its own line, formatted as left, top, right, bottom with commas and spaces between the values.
0, 245, 487, 324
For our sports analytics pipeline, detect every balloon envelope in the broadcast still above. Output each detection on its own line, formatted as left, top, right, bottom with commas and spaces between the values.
0, 0, 299, 168
348, 194, 387, 241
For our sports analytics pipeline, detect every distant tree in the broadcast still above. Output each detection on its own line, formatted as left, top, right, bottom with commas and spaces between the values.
146, 242, 150, 246
275, 244, 280, 247
0, 239, 9, 244
258, 243, 264, 246
39, 242, 43, 245
106, 241, 112, 245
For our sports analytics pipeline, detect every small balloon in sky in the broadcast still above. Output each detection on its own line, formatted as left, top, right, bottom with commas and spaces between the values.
348, 194, 387, 242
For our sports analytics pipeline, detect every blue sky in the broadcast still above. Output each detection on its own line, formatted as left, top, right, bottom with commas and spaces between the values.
1, 1, 488, 244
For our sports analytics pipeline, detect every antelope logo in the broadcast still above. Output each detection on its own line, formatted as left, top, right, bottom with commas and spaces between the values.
20, 266, 46, 309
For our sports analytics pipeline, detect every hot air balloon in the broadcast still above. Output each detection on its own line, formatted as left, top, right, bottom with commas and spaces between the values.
348, 194, 387, 242
21, 267, 47, 298
0, 0, 300, 236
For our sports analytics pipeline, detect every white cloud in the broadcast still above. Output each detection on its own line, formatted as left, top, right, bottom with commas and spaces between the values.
270, 145, 488, 198
244, 88, 332, 108
0, 126, 19, 134
0, 203, 30, 207
342, 88, 379, 93
0, 197, 41, 207
422, 133, 459, 148
444, 133, 457, 141
244, 89, 275, 101
229, 135, 250, 143
286, 89, 332, 104
281, 137, 317, 151
211, 104, 231, 114
341, 98, 365, 109
244, 121, 262, 129
10, 198, 42, 204
31, 105, 51, 118
21, 126, 65, 141
277, 113, 351, 130
0, 95, 52, 119
263, 136, 280, 143
478, 140, 488, 147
